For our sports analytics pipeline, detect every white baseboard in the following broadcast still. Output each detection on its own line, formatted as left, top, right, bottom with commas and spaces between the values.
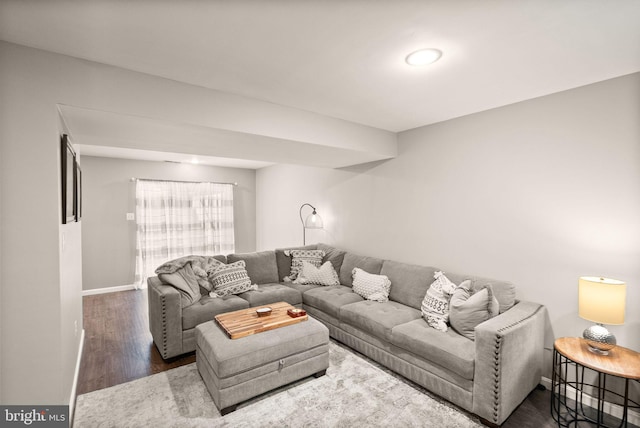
82, 284, 137, 296
541, 376, 639, 426
69, 329, 84, 427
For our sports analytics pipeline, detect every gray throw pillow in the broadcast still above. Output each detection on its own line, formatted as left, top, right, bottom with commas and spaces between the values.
449, 284, 499, 340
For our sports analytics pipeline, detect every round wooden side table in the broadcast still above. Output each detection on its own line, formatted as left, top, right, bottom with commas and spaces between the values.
551, 337, 640, 427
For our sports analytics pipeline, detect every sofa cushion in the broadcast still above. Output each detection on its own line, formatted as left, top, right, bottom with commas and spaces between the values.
237, 283, 303, 307
444, 272, 516, 313
317, 243, 347, 275
391, 319, 476, 380
182, 295, 249, 330
340, 300, 422, 342
275, 245, 317, 281
339, 253, 384, 287
303, 285, 363, 319
227, 251, 279, 285
283, 281, 322, 295
381, 260, 438, 310
212, 254, 227, 264
351, 268, 391, 302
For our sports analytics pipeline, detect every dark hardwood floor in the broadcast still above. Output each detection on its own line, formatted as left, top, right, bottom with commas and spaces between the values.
77, 289, 555, 427
77, 289, 195, 395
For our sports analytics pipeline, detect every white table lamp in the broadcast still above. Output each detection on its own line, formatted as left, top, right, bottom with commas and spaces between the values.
578, 276, 626, 355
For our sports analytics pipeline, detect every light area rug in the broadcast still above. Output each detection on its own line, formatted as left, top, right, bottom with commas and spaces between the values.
74, 340, 482, 428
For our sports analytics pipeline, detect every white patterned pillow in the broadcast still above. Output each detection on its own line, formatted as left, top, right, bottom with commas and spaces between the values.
294, 261, 340, 286
207, 260, 257, 298
351, 268, 391, 303
285, 249, 325, 281
421, 271, 460, 332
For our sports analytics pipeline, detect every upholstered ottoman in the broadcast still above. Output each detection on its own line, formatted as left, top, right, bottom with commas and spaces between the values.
195, 316, 330, 415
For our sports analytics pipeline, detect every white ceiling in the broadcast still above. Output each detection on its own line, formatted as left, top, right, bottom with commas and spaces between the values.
2, 1, 640, 166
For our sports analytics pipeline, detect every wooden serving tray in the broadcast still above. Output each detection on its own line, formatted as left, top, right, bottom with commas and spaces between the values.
215, 301, 308, 339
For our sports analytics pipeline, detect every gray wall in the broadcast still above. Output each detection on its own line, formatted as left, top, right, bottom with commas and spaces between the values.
257, 72, 640, 378
1, 41, 83, 404
81, 156, 256, 291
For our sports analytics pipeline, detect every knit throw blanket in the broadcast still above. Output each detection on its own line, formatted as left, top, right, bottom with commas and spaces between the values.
155, 256, 224, 307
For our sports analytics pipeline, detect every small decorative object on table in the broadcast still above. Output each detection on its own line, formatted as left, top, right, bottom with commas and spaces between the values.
288, 308, 306, 318
256, 307, 272, 317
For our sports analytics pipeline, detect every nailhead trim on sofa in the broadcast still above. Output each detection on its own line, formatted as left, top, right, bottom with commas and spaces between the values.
492, 334, 502, 422
161, 294, 168, 359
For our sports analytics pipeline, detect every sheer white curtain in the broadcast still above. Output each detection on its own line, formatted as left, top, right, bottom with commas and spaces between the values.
134, 179, 235, 288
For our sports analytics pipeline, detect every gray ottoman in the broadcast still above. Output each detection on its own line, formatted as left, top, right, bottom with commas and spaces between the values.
195, 316, 330, 415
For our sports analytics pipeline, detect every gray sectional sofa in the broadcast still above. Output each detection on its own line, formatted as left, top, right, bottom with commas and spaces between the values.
147, 243, 546, 426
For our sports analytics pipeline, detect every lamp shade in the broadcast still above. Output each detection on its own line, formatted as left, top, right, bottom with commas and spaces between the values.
304, 211, 323, 229
578, 276, 626, 325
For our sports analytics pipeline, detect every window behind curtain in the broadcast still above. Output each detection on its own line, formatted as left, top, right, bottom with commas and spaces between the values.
134, 179, 235, 288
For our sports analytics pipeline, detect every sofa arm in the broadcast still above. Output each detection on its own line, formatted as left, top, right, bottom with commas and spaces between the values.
148, 276, 184, 359
472, 301, 546, 426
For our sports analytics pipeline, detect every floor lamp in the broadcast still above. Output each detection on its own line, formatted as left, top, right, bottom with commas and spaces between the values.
299, 203, 323, 245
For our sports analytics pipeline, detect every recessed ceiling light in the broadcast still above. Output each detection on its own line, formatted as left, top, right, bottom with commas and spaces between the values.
405, 49, 442, 66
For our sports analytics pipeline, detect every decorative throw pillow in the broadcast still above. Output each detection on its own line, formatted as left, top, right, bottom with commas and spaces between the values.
195, 257, 225, 292
285, 249, 325, 281
421, 272, 462, 332
449, 284, 500, 340
294, 261, 340, 286
352, 267, 392, 303
207, 260, 257, 298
